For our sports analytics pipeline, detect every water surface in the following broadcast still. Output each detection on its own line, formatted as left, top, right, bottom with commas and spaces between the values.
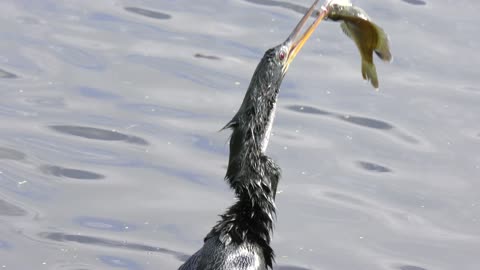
0, 0, 479, 269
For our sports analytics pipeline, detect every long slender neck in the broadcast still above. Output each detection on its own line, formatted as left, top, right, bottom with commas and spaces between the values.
223, 61, 282, 226
209, 58, 283, 268
212, 119, 281, 267
217, 104, 281, 242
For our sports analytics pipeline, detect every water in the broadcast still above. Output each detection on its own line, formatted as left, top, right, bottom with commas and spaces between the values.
0, 0, 479, 269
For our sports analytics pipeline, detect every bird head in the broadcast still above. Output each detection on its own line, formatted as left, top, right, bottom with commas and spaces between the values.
255, 0, 330, 88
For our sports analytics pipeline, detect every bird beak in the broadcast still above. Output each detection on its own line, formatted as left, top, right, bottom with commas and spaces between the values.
283, 0, 330, 73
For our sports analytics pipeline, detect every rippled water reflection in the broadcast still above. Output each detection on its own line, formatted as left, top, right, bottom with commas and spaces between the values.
0, 0, 479, 269
0, 68, 18, 79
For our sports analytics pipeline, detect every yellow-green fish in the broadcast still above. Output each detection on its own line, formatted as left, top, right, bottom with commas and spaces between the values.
327, 1, 392, 89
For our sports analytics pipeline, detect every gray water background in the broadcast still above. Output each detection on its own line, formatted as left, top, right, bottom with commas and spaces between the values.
0, 0, 479, 269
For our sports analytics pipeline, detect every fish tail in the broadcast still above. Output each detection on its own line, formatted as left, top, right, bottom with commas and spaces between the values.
374, 32, 392, 62
362, 60, 379, 89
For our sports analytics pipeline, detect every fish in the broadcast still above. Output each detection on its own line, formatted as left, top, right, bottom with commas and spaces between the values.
327, 0, 392, 89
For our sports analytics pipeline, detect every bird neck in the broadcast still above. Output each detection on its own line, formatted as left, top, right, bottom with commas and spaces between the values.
211, 145, 280, 268
212, 102, 281, 268
211, 57, 283, 268
216, 126, 281, 231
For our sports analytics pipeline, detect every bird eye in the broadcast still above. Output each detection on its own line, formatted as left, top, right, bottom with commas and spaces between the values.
278, 51, 286, 61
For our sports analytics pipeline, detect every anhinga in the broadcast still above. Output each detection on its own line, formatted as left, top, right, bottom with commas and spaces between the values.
178, 1, 329, 269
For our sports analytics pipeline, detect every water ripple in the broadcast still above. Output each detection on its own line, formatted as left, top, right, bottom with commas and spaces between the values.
398, 265, 428, 270
0, 240, 12, 250
0, 147, 26, 161
126, 55, 239, 91
0, 68, 18, 79
151, 165, 210, 186
40, 165, 105, 180
457, 85, 479, 93
87, 12, 172, 39
324, 191, 368, 207
119, 103, 198, 118
243, 0, 313, 17
98, 255, 143, 270
11, 135, 140, 166
0, 104, 38, 117
317, 189, 473, 241
24, 96, 65, 108
194, 53, 221, 60
356, 161, 392, 173
286, 105, 331, 116
401, 0, 427, 6
286, 104, 420, 145
39, 231, 188, 260
78, 86, 120, 100
0, 198, 27, 216
190, 135, 227, 155
49, 125, 149, 146
124, 7, 172, 20
74, 216, 135, 232
38, 230, 312, 269
48, 45, 105, 70
16, 16, 43, 25
340, 115, 393, 130
0, 166, 52, 200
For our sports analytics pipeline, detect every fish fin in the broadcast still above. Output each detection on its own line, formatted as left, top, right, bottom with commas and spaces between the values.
373, 25, 392, 62
362, 59, 379, 89
340, 21, 355, 41
340, 21, 365, 52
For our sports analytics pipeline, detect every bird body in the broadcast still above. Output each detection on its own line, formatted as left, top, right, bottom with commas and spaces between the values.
179, 234, 268, 270
179, 42, 290, 270
327, 2, 392, 89
178, 1, 330, 269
